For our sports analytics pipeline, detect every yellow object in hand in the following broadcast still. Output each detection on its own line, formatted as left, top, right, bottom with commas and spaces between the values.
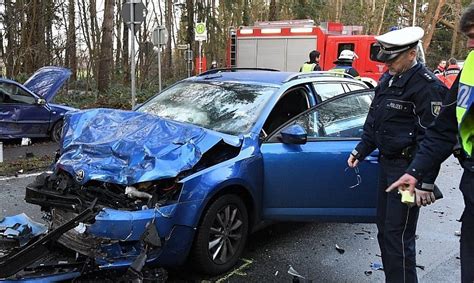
400, 188, 415, 206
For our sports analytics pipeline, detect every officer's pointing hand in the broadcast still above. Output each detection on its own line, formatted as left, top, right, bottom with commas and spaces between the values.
386, 173, 418, 194
347, 154, 359, 168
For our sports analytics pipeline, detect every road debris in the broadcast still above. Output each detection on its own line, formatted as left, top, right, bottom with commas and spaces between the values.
455, 230, 461, 236
416, 264, 425, 270
288, 265, 305, 279
335, 244, 345, 254
364, 270, 372, 276
370, 262, 383, 271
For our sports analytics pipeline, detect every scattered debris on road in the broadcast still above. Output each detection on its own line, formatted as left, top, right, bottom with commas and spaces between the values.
335, 244, 345, 254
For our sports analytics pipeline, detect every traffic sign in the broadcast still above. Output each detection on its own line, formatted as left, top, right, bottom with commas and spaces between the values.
195, 22, 207, 41
121, 1, 146, 26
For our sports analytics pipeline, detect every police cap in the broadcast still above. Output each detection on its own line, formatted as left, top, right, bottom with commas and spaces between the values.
375, 26, 424, 62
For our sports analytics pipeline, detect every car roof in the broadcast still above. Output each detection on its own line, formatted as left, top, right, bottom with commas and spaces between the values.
187, 70, 366, 86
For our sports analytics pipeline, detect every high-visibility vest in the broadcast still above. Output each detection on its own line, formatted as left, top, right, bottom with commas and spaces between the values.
301, 63, 316, 72
457, 51, 474, 157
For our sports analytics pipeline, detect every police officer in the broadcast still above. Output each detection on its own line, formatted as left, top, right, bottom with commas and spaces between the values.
300, 50, 321, 72
330, 50, 360, 79
387, 4, 474, 282
347, 26, 448, 283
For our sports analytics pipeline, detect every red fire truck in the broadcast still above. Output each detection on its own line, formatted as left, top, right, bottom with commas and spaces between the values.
227, 20, 385, 87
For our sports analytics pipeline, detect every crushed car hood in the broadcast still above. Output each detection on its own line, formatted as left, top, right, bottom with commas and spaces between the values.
23, 66, 72, 102
57, 108, 241, 185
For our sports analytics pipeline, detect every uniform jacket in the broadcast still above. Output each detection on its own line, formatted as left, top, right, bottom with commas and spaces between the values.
444, 64, 461, 89
331, 60, 360, 78
354, 63, 448, 184
300, 62, 321, 72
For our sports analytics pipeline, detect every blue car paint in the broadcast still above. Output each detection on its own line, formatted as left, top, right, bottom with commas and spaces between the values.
0, 66, 74, 140
1, 71, 379, 280
58, 108, 241, 185
23, 66, 72, 102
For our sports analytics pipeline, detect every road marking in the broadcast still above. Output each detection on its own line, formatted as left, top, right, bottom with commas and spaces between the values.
0, 171, 51, 181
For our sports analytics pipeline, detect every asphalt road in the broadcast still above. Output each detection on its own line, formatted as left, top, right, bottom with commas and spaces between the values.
0, 157, 464, 282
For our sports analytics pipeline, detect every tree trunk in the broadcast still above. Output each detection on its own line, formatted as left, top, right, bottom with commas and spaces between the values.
376, 0, 388, 35
97, 0, 114, 93
450, 0, 461, 57
269, 0, 277, 21
122, 0, 130, 84
65, 0, 77, 81
4, 0, 16, 77
165, 0, 173, 70
422, 0, 446, 53
115, 0, 122, 75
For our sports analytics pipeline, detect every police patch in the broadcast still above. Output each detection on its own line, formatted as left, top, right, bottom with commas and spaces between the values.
431, 101, 442, 116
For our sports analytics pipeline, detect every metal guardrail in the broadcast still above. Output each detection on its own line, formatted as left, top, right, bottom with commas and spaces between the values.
283, 71, 355, 83
198, 67, 280, 76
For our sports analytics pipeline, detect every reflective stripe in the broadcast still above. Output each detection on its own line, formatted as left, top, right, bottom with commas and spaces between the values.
301, 63, 316, 72
457, 51, 474, 157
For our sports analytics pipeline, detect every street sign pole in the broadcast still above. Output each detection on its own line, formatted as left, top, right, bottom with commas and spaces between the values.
198, 41, 202, 74
158, 44, 162, 92
130, 1, 136, 109
187, 44, 192, 77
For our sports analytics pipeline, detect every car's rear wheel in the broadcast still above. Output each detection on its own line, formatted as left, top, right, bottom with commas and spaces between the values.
51, 120, 64, 143
191, 194, 248, 275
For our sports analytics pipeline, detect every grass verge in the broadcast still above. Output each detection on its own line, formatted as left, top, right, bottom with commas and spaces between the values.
0, 155, 54, 176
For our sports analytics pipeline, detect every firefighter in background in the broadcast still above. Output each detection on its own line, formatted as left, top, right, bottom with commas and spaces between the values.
330, 50, 360, 79
433, 59, 447, 75
210, 60, 218, 70
444, 57, 461, 88
299, 50, 321, 72
347, 26, 447, 283
387, 5, 474, 281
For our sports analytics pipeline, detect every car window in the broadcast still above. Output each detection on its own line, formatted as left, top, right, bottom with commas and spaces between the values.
269, 90, 374, 141
137, 81, 277, 135
0, 82, 35, 104
346, 83, 366, 92
312, 83, 345, 101
262, 86, 311, 136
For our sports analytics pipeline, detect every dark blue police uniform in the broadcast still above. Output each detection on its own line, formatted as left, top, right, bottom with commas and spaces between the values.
406, 72, 474, 282
352, 63, 447, 282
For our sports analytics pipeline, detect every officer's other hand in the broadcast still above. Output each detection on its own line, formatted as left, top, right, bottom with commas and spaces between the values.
386, 173, 417, 194
347, 154, 359, 168
415, 188, 436, 207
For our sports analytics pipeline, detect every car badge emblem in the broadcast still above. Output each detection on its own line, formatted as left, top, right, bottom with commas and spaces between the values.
75, 169, 85, 182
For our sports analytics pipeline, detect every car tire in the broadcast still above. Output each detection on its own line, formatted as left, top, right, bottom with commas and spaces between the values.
51, 120, 64, 143
191, 194, 249, 275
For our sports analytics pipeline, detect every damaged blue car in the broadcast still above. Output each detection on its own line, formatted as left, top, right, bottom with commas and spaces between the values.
0, 66, 74, 142
0, 69, 378, 280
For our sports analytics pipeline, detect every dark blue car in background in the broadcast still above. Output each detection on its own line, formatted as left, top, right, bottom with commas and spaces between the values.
0, 66, 74, 142
0, 69, 379, 281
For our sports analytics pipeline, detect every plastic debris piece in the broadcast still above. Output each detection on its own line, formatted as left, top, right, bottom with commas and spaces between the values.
416, 264, 425, 270
287, 265, 305, 279
335, 244, 345, 254
370, 262, 383, 271
364, 270, 373, 276
455, 230, 461, 236
275, 271, 279, 276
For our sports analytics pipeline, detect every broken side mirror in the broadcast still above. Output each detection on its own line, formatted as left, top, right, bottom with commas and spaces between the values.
36, 98, 46, 105
279, 124, 307, 144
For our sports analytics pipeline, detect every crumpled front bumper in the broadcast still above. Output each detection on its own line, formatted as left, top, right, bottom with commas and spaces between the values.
0, 202, 196, 281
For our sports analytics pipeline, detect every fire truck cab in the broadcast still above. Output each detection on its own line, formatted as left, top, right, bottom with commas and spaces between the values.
227, 20, 385, 88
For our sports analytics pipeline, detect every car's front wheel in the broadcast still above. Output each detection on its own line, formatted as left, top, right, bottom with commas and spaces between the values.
191, 194, 249, 275
51, 120, 63, 143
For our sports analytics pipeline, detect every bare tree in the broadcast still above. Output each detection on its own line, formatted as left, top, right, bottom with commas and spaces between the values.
65, 0, 77, 81
97, 0, 115, 93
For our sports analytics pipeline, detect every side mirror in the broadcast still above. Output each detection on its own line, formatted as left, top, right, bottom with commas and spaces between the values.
36, 98, 46, 105
280, 124, 307, 144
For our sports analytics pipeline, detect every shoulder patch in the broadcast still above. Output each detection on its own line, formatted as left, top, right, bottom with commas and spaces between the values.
431, 101, 442, 116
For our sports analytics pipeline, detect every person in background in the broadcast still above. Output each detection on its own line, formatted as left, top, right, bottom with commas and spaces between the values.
300, 50, 321, 72
444, 57, 461, 88
347, 26, 447, 283
433, 59, 447, 75
330, 50, 360, 79
210, 60, 218, 70
386, 4, 474, 282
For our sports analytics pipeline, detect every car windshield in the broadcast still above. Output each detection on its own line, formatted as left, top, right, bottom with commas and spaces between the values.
137, 81, 277, 135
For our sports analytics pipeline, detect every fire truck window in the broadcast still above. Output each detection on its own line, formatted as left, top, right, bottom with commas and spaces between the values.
263, 87, 310, 135
370, 43, 381, 62
313, 83, 345, 101
337, 43, 355, 56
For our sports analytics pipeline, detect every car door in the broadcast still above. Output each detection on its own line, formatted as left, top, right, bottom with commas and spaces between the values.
260, 89, 378, 223
0, 82, 51, 138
